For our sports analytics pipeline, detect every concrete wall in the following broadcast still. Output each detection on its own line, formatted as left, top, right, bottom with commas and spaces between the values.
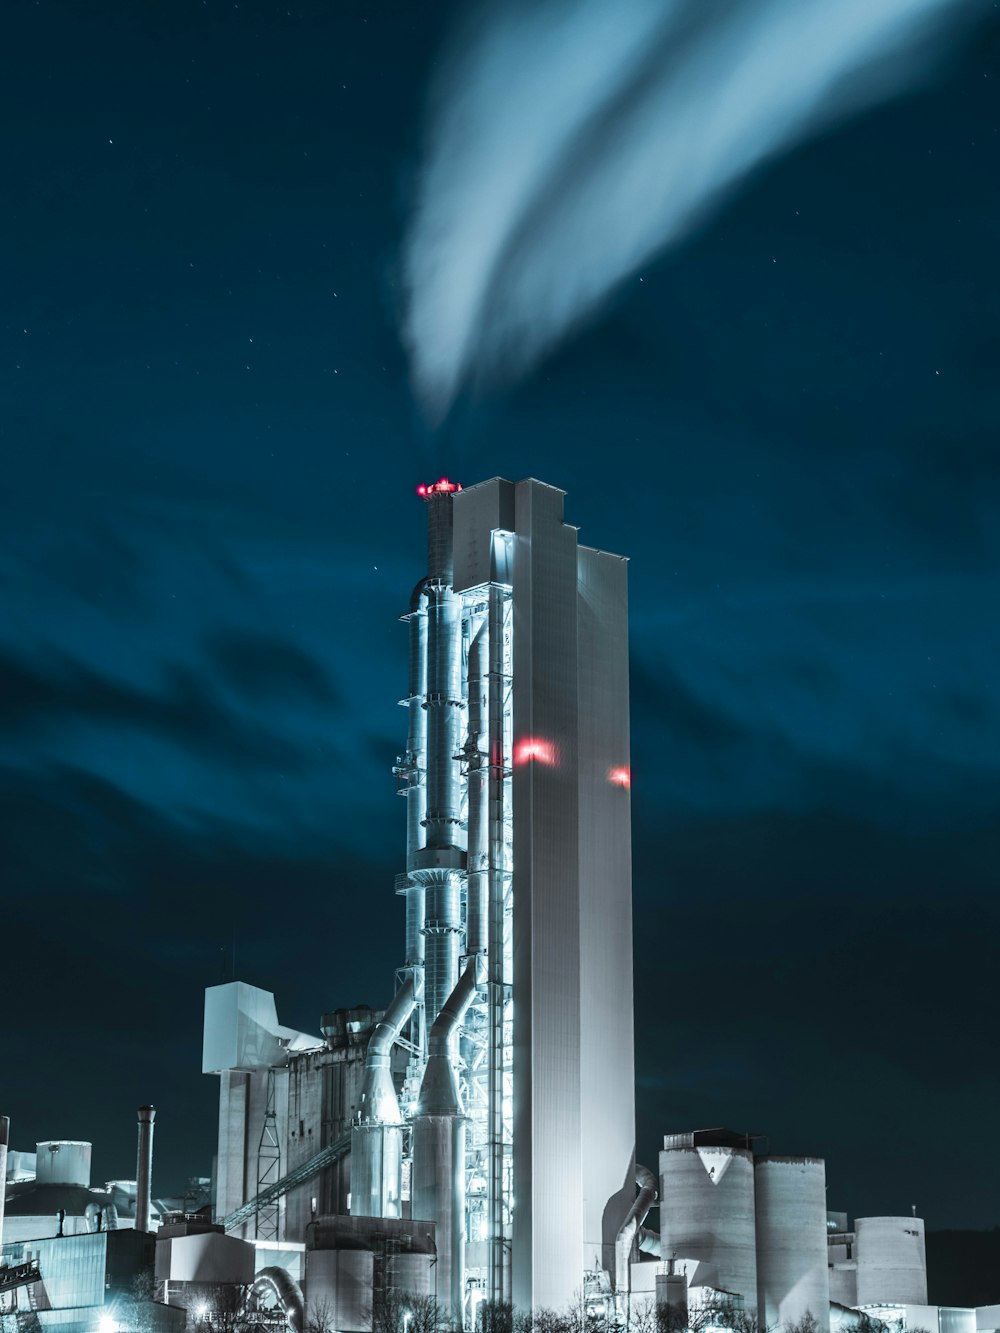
155, 1231, 255, 1284
577, 544, 636, 1278
510, 479, 584, 1315
856, 1217, 928, 1306
659, 1145, 758, 1310
754, 1157, 830, 1333
306, 1250, 374, 1333
35, 1143, 91, 1189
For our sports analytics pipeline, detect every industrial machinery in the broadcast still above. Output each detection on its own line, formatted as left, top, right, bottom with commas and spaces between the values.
205, 476, 638, 1327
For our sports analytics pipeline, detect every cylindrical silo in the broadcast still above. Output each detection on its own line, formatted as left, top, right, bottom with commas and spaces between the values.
855, 1217, 927, 1306
412, 1114, 465, 1322
35, 1140, 92, 1188
659, 1143, 757, 1309
754, 1157, 830, 1333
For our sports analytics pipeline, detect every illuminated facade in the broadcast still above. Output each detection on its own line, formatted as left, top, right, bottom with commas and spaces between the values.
360, 476, 636, 1319
204, 476, 636, 1326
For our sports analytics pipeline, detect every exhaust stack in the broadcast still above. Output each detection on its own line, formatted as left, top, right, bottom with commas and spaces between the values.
135, 1105, 155, 1233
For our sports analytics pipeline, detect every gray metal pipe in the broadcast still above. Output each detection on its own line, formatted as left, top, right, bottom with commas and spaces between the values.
135, 1105, 155, 1234
615, 1163, 658, 1299
486, 579, 509, 1307
412, 956, 484, 1325
638, 1226, 661, 1257
418, 955, 484, 1117
423, 588, 462, 847
403, 584, 429, 968
357, 973, 423, 1127
251, 1267, 304, 1333
465, 622, 488, 957
352, 973, 424, 1219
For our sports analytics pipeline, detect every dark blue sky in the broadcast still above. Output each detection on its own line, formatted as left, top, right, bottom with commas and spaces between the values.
2, 0, 998, 1232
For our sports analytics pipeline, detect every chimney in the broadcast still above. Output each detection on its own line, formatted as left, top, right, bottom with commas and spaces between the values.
135, 1106, 155, 1233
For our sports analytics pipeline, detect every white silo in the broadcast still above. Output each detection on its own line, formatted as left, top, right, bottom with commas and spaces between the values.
35, 1141, 92, 1188
754, 1156, 830, 1333
855, 1216, 927, 1305
659, 1132, 757, 1310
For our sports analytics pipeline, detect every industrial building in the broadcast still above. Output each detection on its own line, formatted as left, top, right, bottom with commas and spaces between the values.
0, 1113, 186, 1333
4, 475, 997, 1333
197, 476, 999, 1332
204, 476, 636, 1327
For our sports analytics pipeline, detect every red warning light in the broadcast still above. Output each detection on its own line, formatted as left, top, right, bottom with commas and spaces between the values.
514, 737, 558, 767
608, 766, 631, 788
417, 478, 463, 498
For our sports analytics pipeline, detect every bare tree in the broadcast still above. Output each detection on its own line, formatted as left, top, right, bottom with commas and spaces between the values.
194, 1285, 258, 1333
370, 1289, 453, 1333
303, 1295, 337, 1333
479, 1300, 514, 1333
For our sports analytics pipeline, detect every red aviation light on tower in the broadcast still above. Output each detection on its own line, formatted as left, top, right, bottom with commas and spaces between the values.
514, 736, 558, 767
416, 477, 463, 498
608, 766, 631, 788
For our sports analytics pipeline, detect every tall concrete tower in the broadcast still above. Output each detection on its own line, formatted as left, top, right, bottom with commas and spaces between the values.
204, 475, 636, 1326
358, 477, 636, 1319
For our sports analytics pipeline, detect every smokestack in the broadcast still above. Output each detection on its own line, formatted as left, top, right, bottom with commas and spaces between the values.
0, 1115, 9, 1253
135, 1105, 155, 1233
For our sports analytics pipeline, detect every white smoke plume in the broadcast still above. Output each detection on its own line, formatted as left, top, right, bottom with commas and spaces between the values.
402, 0, 980, 416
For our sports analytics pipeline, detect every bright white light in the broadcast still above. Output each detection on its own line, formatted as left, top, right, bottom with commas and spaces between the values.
194, 1303, 209, 1320
99, 1316, 117, 1333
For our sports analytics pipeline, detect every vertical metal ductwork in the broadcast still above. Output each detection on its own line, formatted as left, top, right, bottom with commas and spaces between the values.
352, 973, 423, 1218
0, 1115, 9, 1253
412, 956, 484, 1325
465, 624, 488, 958
135, 1105, 155, 1233
614, 1164, 658, 1305
401, 582, 429, 970
486, 577, 509, 1306
412, 489, 465, 1029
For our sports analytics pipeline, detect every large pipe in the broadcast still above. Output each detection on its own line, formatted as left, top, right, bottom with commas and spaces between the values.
486, 578, 509, 1306
420, 504, 464, 1027
614, 1163, 658, 1302
0, 1115, 9, 1253
251, 1268, 304, 1333
135, 1105, 155, 1234
357, 974, 423, 1127
412, 956, 484, 1324
402, 581, 429, 968
465, 622, 488, 958
418, 955, 484, 1118
352, 973, 423, 1218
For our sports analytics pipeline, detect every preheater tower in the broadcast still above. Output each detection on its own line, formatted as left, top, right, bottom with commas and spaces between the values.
355, 477, 636, 1319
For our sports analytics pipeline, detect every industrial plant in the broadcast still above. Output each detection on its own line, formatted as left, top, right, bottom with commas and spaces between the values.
2, 478, 997, 1333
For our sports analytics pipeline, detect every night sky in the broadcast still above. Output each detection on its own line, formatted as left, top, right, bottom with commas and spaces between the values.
3, 0, 998, 1237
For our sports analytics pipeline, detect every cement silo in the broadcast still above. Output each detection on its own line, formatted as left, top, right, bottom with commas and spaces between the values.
855, 1216, 927, 1305
660, 1131, 757, 1310
754, 1157, 830, 1333
35, 1141, 92, 1188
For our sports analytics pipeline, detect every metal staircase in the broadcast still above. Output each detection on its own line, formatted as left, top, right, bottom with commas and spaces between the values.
223, 1133, 352, 1233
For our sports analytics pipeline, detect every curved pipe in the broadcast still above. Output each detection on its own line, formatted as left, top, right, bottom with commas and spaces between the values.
417, 955, 484, 1116
250, 1266, 304, 1333
358, 972, 423, 1126
638, 1225, 661, 1257
615, 1163, 658, 1296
